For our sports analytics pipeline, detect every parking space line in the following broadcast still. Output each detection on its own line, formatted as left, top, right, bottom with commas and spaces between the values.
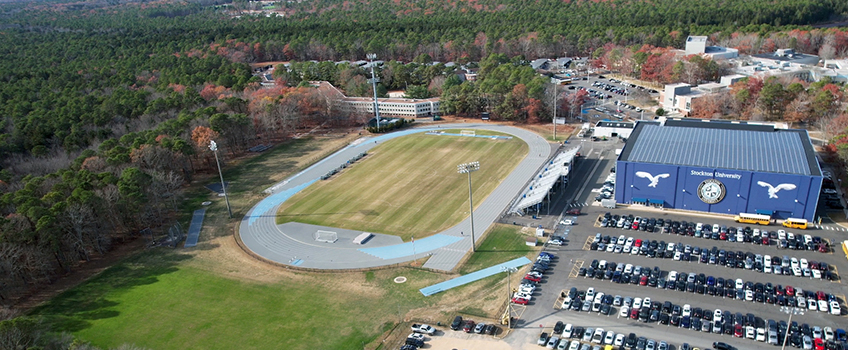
583, 237, 593, 251
568, 259, 584, 278
832, 266, 841, 284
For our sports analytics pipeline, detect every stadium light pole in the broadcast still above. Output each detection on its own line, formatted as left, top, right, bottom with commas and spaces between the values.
209, 140, 232, 218
552, 82, 557, 141
458, 161, 480, 252
367, 53, 381, 129
780, 306, 803, 350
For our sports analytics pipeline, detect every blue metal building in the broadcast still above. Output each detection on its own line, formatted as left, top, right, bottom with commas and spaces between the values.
615, 119, 822, 220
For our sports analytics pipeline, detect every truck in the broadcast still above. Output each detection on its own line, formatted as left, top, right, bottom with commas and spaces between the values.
411, 324, 436, 335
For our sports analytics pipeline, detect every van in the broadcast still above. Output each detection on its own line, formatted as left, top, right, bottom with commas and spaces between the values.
782, 218, 808, 230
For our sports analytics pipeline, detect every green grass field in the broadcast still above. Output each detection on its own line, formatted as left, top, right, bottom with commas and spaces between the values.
31, 251, 446, 350
277, 131, 528, 240
459, 224, 536, 274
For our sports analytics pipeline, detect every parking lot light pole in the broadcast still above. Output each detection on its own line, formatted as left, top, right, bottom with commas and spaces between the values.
502, 266, 518, 329
458, 161, 480, 252
209, 140, 232, 218
780, 306, 804, 350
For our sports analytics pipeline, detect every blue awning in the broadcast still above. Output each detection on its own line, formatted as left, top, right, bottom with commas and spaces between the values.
632, 198, 647, 203
648, 199, 664, 205
755, 209, 773, 216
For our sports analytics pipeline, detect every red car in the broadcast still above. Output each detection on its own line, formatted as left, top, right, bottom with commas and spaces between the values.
719, 232, 727, 240
817, 291, 827, 301
639, 276, 648, 286
818, 244, 829, 253
524, 274, 542, 282
814, 338, 825, 350
785, 286, 795, 296
566, 208, 581, 215
511, 297, 529, 305
463, 320, 476, 333
734, 324, 743, 337
762, 236, 770, 245
630, 308, 639, 319
634, 239, 643, 247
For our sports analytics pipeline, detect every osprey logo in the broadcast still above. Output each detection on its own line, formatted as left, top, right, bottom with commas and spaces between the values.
635, 171, 670, 188
757, 181, 797, 199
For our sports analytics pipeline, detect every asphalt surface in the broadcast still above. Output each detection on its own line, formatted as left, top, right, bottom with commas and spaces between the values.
237, 123, 554, 271
500, 139, 848, 350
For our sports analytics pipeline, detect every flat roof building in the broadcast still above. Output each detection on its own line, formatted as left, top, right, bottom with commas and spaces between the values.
615, 119, 821, 220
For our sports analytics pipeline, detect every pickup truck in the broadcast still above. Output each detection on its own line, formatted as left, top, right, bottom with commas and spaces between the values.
411, 324, 436, 335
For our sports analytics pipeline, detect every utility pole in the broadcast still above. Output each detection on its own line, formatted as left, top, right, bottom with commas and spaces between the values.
367, 53, 381, 129
209, 140, 232, 218
457, 161, 480, 252
552, 83, 557, 141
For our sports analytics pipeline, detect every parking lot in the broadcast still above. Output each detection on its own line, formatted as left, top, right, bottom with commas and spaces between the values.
502, 138, 848, 350
562, 75, 659, 123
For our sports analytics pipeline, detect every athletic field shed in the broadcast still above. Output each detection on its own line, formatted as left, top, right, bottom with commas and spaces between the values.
615, 119, 822, 221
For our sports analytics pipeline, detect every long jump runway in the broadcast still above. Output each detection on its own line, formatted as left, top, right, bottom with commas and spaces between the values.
238, 124, 552, 271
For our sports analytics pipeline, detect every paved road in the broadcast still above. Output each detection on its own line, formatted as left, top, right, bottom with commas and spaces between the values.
238, 123, 553, 271
499, 140, 848, 350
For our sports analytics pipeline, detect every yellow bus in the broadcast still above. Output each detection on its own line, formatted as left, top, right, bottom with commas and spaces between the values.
842, 240, 848, 260
734, 213, 771, 225
782, 218, 808, 230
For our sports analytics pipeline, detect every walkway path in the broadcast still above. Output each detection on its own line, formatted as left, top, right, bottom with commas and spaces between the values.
237, 124, 552, 271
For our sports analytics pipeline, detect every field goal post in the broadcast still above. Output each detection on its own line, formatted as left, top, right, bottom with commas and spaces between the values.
460, 130, 476, 137
314, 230, 338, 243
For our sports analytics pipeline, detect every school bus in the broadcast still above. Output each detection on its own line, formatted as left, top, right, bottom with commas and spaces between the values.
782, 218, 808, 230
842, 240, 848, 260
734, 213, 772, 225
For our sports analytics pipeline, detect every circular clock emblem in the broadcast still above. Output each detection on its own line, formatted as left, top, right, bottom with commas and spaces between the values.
697, 179, 726, 204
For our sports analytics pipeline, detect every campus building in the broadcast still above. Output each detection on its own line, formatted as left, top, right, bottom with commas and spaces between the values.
310, 81, 441, 118
615, 119, 822, 221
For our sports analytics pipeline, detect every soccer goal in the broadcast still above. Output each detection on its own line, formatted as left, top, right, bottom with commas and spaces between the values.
460, 130, 476, 137
314, 230, 338, 243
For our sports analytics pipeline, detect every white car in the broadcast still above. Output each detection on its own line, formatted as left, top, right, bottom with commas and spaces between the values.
643, 297, 651, 307
561, 297, 572, 309
625, 237, 634, 246
813, 327, 822, 340
595, 293, 605, 305
592, 328, 604, 344
514, 292, 532, 300
568, 341, 580, 350
603, 331, 615, 345
582, 328, 594, 342
633, 297, 643, 309
560, 219, 574, 225
791, 257, 800, 269
793, 266, 802, 276
812, 269, 821, 279
819, 300, 829, 312
777, 230, 786, 240
745, 290, 754, 301
825, 327, 835, 341
619, 306, 630, 318
808, 299, 817, 310
764, 255, 772, 267
713, 309, 723, 323
562, 323, 574, 338
622, 244, 632, 253
757, 328, 766, 342
735, 278, 744, 290
800, 258, 809, 269
617, 235, 626, 245
746, 326, 756, 339
624, 264, 634, 274
614, 333, 625, 347
586, 288, 596, 302
556, 340, 569, 350
831, 301, 842, 315
606, 244, 615, 252
682, 304, 691, 317
803, 335, 812, 349
667, 271, 678, 282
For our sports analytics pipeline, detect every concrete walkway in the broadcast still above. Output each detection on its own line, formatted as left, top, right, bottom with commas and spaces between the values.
237, 124, 552, 271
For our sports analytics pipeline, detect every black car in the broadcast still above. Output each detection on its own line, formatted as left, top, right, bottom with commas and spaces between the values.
553, 321, 565, 334
450, 316, 463, 330
405, 337, 425, 347
485, 324, 497, 335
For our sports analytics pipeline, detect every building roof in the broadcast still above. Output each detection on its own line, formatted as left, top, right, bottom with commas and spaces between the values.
687, 36, 707, 43
620, 120, 820, 176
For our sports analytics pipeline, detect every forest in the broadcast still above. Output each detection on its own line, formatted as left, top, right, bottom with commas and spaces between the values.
1, 0, 848, 346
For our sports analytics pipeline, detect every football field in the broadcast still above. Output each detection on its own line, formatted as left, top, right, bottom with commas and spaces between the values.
277, 130, 528, 240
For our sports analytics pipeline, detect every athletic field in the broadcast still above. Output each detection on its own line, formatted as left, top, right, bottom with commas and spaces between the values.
277, 130, 527, 240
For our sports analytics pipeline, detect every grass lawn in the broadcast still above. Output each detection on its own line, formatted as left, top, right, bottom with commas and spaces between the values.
277, 131, 528, 240
459, 224, 537, 274
31, 251, 447, 350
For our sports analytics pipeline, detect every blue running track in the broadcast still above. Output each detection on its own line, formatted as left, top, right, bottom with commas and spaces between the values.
358, 234, 463, 259
419, 257, 532, 296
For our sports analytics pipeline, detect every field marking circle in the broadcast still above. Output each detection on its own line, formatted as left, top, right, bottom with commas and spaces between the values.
394, 276, 407, 283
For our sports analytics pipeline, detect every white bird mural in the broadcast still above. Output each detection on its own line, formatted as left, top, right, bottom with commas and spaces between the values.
635, 171, 670, 187
757, 181, 796, 199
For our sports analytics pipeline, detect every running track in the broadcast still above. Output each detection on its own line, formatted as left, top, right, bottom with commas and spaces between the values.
237, 124, 552, 271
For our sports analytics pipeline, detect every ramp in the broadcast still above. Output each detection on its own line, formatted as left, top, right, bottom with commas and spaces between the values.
419, 257, 532, 296
184, 209, 206, 248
